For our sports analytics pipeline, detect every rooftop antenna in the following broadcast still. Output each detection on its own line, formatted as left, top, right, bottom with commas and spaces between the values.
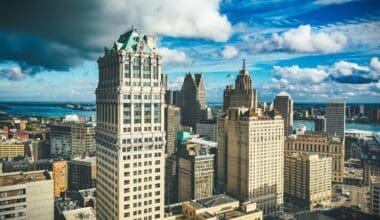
242, 58, 246, 70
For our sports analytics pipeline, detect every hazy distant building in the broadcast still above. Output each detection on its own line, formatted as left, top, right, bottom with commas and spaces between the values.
0, 139, 25, 159
50, 123, 95, 159
196, 119, 217, 142
370, 176, 380, 217
0, 170, 54, 220
95, 28, 165, 219
178, 142, 214, 202
285, 133, 344, 183
223, 60, 257, 112
284, 153, 331, 210
326, 101, 346, 137
315, 116, 326, 132
274, 90, 293, 136
68, 156, 96, 191
218, 108, 284, 216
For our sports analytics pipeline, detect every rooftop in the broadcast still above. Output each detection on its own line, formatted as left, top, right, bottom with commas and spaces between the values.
195, 194, 237, 208
62, 207, 96, 220
0, 170, 51, 187
276, 90, 291, 97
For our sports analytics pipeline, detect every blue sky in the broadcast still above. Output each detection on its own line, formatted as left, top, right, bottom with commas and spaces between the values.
0, 0, 379, 103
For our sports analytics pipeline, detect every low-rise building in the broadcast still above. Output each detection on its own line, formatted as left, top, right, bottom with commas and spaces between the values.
0, 170, 54, 220
0, 139, 25, 159
68, 156, 96, 191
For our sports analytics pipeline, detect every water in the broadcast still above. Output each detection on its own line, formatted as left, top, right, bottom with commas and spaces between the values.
294, 120, 380, 133
1, 104, 95, 118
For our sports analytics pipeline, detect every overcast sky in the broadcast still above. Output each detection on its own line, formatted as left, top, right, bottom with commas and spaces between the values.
0, 0, 379, 102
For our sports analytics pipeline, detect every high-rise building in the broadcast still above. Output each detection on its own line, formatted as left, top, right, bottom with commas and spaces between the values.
0, 139, 25, 158
68, 156, 96, 191
180, 73, 207, 130
195, 119, 218, 142
315, 116, 326, 132
284, 153, 331, 210
52, 160, 68, 198
223, 60, 257, 112
218, 108, 284, 216
370, 176, 380, 217
0, 170, 54, 220
285, 133, 344, 183
364, 159, 380, 185
177, 142, 214, 202
50, 123, 96, 159
274, 90, 293, 136
164, 105, 180, 155
326, 101, 346, 137
96, 28, 165, 219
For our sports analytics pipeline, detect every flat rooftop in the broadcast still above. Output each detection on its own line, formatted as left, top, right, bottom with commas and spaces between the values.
0, 170, 51, 187
194, 194, 237, 208
63, 207, 96, 220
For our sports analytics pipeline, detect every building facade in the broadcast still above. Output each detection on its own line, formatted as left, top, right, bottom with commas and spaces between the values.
223, 60, 257, 112
315, 116, 326, 132
285, 133, 344, 183
164, 105, 180, 155
370, 176, 380, 217
0, 170, 54, 220
274, 91, 294, 136
68, 156, 96, 191
0, 140, 25, 159
52, 160, 68, 197
326, 101, 346, 137
284, 153, 331, 210
178, 143, 214, 202
218, 108, 284, 216
195, 119, 218, 142
96, 28, 165, 219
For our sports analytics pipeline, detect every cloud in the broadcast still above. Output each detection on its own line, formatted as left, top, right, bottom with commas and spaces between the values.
251, 25, 348, 53
273, 65, 328, 83
0, 63, 41, 81
158, 47, 192, 67
167, 76, 184, 90
315, 0, 356, 5
221, 46, 239, 59
0, 0, 231, 78
370, 57, 380, 71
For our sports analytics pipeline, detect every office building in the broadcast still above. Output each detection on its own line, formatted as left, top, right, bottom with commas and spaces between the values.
285, 133, 344, 183
0, 170, 54, 220
218, 108, 284, 216
284, 153, 331, 210
50, 123, 96, 159
195, 119, 217, 141
223, 60, 257, 112
274, 90, 293, 136
165, 195, 263, 220
364, 159, 380, 185
68, 156, 96, 191
53, 160, 68, 198
180, 73, 208, 130
315, 116, 326, 132
96, 28, 165, 219
370, 176, 380, 217
0, 139, 25, 158
164, 105, 180, 154
178, 142, 214, 202
326, 100, 346, 137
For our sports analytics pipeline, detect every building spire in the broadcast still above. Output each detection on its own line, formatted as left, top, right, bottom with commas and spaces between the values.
242, 58, 246, 70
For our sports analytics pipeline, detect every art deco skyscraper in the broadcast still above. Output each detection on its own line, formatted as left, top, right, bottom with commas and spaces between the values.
274, 90, 293, 136
180, 73, 207, 130
326, 100, 346, 138
218, 108, 284, 216
223, 60, 257, 112
96, 28, 165, 220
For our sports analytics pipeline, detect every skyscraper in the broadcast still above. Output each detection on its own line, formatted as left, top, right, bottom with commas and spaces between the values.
274, 90, 293, 136
315, 116, 326, 132
223, 60, 257, 112
326, 100, 346, 137
218, 108, 284, 216
96, 28, 165, 219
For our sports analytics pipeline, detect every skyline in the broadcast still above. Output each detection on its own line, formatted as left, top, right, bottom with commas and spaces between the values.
0, 0, 379, 102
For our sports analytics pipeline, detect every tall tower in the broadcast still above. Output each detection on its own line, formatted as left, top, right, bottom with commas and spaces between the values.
218, 108, 284, 216
326, 100, 346, 137
223, 59, 257, 112
274, 90, 294, 136
180, 73, 207, 130
96, 28, 165, 220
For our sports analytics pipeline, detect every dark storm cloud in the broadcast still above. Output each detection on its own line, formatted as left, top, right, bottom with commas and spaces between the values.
331, 75, 378, 84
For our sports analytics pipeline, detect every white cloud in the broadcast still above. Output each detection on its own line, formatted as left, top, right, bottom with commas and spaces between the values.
252, 25, 348, 53
315, 0, 356, 5
0, 65, 28, 81
330, 61, 369, 77
167, 76, 184, 90
158, 47, 192, 67
102, 0, 232, 42
273, 65, 328, 83
221, 46, 239, 59
370, 57, 380, 71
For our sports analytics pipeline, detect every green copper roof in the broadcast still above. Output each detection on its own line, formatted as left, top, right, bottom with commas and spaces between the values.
116, 28, 153, 53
